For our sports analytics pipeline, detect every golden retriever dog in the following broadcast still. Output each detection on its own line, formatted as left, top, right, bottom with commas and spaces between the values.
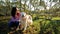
19, 12, 33, 30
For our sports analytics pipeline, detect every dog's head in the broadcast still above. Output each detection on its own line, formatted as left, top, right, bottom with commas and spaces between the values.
21, 12, 26, 17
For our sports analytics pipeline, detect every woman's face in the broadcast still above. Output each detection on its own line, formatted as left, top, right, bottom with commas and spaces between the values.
14, 8, 20, 18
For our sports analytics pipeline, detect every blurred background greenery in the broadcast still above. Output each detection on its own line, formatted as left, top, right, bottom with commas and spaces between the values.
0, 0, 60, 34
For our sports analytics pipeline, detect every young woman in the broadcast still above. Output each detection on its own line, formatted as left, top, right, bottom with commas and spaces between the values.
8, 7, 21, 31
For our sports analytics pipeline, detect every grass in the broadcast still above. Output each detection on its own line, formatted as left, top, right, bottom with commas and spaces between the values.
52, 17, 60, 20
0, 16, 60, 34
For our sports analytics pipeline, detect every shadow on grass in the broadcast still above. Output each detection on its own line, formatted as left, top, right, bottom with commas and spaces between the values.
0, 22, 8, 34
0, 17, 11, 34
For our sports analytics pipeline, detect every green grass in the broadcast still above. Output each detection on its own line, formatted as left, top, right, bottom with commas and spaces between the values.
52, 17, 60, 20
0, 16, 60, 34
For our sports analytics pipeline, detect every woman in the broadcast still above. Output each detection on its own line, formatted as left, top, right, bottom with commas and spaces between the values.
8, 7, 21, 31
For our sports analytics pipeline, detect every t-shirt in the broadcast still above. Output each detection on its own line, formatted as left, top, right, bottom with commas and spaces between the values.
8, 17, 19, 27
8, 12, 21, 28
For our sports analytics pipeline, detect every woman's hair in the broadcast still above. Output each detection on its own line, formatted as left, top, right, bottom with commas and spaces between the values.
11, 7, 17, 18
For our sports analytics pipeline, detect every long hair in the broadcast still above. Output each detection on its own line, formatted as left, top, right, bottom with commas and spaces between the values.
11, 7, 17, 18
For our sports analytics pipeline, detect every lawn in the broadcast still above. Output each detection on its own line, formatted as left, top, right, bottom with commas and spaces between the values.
0, 16, 60, 34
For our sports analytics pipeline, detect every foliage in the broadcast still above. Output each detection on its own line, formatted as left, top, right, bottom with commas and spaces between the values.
0, 0, 60, 34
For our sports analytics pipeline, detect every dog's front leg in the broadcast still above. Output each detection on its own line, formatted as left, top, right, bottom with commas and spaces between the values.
24, 18, 28, 31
